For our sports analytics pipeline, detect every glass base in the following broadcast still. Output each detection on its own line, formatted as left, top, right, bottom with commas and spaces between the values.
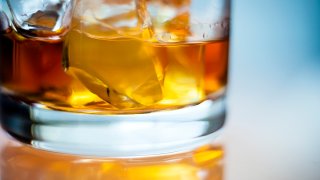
1, 94, 225, 157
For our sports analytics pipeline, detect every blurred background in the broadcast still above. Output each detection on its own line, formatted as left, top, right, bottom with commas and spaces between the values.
0, 0, 320, 179
224, 0, 320, 179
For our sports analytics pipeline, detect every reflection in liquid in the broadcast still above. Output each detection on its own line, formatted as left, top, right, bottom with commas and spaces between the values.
0, 142, 223, 180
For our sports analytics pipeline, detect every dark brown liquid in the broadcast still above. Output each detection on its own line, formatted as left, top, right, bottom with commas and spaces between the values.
0, 32, 72, 104
1, 29, 228, 112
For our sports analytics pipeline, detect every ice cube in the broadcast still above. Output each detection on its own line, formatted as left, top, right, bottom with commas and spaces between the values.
154, 43, 205, 105
65, 29, 163, 108
143, 0, 191, 42
68, 67, 140, 109
27, 10, 59, 29
76, 0, 145, 38
6, 0, 72, 38
142, 0, 230, 42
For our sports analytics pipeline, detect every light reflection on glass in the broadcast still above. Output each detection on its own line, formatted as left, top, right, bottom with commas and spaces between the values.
0, 142, 224, 180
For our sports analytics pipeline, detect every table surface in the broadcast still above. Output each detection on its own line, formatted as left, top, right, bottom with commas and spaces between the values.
1, 1, 320, 180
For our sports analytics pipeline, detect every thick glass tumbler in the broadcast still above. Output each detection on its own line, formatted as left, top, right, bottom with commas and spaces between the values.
0, 0, 230, 157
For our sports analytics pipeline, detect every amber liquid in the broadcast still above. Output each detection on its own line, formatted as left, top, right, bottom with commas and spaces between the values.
0, 32, 71, 102
1, 143, 223, 180
0, 28, 228, 112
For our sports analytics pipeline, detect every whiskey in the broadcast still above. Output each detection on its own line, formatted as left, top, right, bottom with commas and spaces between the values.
1, 0, 229, 112
0, 30, 228, 111
64, 27, 228, 110
0, 32, 73, 104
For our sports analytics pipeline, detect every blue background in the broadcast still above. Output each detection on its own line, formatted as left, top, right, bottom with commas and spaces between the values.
225, 0, 320, 179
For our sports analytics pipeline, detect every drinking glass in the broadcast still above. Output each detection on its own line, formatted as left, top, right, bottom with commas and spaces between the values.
0, 0, 230, 157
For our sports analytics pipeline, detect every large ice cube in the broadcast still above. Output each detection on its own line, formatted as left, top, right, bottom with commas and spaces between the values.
143, 0, 230, 42
6, 0, 72, 38
68, 67, 140, 109
153, 43, 205, 105
142, 0, 191, 42
65, 28, 163, 108
75, 0, 147, 38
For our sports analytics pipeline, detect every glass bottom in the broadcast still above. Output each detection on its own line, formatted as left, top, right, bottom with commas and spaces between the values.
1, 94, 225, 157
